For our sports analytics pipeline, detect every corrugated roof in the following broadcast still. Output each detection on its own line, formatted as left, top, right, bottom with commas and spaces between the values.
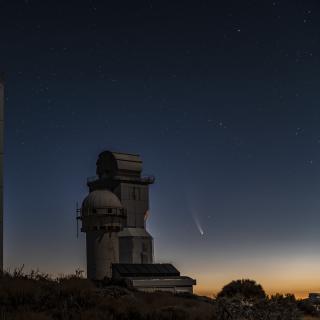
112, 264, 180, 277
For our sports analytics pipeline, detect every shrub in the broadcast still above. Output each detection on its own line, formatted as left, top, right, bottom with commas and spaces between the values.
217, 279, 266, 300
212, 294, 302, 320
297, 299, 320, 317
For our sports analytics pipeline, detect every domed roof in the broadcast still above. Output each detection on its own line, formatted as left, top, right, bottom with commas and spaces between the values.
82, 189, 122, 211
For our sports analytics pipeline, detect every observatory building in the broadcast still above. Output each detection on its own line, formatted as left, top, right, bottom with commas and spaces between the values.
79, 151, 196, 293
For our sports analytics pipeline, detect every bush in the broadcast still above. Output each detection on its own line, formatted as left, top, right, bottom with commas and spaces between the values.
213, 294, 302, 320
217, 279, 266, 300
298, 299, 320, 317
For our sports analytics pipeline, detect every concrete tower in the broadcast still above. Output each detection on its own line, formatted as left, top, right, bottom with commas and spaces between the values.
80, 151, 154, 280
0, 75, 4, 272
80, 190, 126, 279
94, 151, 154, 264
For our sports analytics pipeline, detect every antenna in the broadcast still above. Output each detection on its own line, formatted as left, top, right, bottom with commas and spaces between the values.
76, 202, 81, 238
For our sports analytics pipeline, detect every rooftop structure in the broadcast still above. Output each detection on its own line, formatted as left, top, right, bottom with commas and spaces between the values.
112, 263, 180, 277
112, 264, 196, 294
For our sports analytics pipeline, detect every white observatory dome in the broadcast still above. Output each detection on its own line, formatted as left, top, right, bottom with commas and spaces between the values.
82, 189, 122, 214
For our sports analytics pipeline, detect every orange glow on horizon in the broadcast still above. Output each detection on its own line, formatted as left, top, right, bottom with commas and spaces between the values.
178, 252, 320, 301
195, 287, 312, 300
194, 275, 320, 300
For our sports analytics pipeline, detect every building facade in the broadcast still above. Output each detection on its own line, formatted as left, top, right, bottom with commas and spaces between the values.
80, 151, 154, 279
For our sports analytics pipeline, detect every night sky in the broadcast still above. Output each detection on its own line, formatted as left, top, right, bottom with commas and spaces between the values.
1, 0, 320, 297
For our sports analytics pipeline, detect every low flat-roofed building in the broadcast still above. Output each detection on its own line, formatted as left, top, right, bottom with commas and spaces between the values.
309, 293, 320, 303
112, 263, 196, 294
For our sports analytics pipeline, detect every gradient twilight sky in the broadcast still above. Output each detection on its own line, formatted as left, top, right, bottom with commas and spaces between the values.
1, 0, 320, 298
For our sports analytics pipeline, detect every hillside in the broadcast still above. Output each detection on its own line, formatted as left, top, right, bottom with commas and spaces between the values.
0, 271, 317, 320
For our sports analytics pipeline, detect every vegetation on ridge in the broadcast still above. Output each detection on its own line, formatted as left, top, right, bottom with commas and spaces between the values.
0, 269, 318, 320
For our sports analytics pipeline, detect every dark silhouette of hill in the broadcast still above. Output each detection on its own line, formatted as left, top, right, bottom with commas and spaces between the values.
0, 270, 314, 320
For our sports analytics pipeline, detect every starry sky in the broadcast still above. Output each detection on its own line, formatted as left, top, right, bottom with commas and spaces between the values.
1, 0, 320, 298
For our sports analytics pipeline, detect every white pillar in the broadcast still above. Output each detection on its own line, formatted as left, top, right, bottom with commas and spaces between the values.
0, 75, 4, 272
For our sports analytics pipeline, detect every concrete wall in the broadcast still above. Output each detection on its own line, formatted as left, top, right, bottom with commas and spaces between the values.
118, 236, 133, 263
114, 181, 153, 264
136, 286, 193, 294
114, 183, 149, 228
118, 227, 154, 264
119, 236, 153, 264
129, 278, 196, 294
0, 76, 3, 272
86, 231, 119, 279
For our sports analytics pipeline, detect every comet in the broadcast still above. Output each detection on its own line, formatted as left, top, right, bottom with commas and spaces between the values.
191, 211, 204, 236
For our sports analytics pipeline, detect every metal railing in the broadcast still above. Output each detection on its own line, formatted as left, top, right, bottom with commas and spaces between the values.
86, 174, 155, 184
